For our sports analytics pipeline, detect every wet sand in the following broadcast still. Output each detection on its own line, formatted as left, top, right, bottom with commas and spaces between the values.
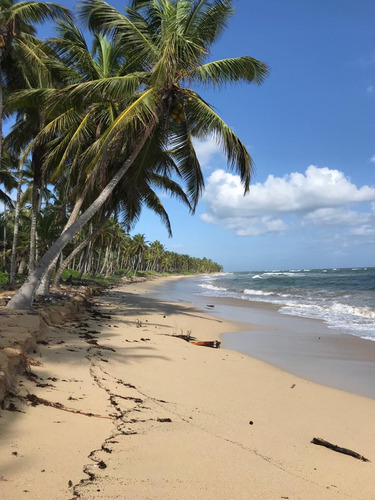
0, 275, 374, 499
147, 277, 375, 399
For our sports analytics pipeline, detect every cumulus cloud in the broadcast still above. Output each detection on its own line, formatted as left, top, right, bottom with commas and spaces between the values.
303, 208, 371, 227
201, 165, 375, 237
201, 214, 287, 236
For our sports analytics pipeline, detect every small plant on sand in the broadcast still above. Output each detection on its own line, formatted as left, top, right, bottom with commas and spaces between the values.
173, 330, 195, 342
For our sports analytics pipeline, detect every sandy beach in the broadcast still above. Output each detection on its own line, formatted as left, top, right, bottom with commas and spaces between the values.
1, 275, 375, 499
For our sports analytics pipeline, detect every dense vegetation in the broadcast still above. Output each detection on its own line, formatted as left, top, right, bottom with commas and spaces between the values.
0, 0, 267, 308
0, 208, 223, 282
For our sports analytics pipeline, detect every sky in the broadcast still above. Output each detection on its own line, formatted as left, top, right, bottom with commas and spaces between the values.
8, 0, 375, 271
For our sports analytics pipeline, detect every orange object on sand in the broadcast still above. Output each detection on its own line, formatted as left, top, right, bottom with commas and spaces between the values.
190, 340, 221, 349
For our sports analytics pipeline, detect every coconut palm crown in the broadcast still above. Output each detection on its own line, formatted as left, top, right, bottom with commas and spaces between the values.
76, 0, 268, 201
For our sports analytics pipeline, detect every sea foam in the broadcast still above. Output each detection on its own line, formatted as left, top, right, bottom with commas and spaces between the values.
198, 284, 227, 292
244, 289, 273, 296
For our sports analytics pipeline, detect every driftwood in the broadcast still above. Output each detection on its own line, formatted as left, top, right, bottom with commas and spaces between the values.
311, 437, 370, 462
190, 340, 221, 349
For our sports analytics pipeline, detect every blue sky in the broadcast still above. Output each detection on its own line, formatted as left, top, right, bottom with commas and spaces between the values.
134, 0, 375, 270
8, 0, 375, 271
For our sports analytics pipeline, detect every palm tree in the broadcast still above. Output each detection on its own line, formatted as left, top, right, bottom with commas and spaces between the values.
36, 20, 194, 293
4, 19, 76, 285
8, 152, 25, 284
0, 146, 16, 272
0, 146, 17, 206
7, 0, 268, 309
130, 233, 148, 271
0, 0, 72, 165
148, 240, 164, 271
32, 22, 131, 293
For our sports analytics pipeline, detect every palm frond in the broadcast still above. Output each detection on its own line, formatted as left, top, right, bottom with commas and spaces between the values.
53, 73, 144, 105
191, 0, 233, 47
190, 56, 269, 87
186, 92, 253, 192
79, 0, 158, 63
150, 172, 191, 210
168, 123, 204, 210
0, 188, 15, 208
11, 1, 72, 24
13, 37, 53, 87
5, 88, 56, 113
142, 187, 173, 236
49, 111, 94, 181
88, 87, 159, 168
49, 20, 100, 80
184, 0, 206, 35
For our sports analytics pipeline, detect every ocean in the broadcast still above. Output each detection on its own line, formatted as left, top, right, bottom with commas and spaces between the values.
147, 269, 375, 398
196, 267, 375, 341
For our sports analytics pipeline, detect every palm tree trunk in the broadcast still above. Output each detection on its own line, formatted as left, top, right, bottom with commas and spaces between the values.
95, 247, 102, 275
0, 61, 3, 166
53, 217, 107, 289
28, 184, 39, 273
59, 239, 90, 285
18, 257, 26, 275
79, 224, 93, 279
7, 123, 154, 310
81, 251, 90, 278
77, 250, 84, 274
3, 202, 7, 271
36, 180, 93, 295
100, 245, 110, 275
10, 158, 24, 285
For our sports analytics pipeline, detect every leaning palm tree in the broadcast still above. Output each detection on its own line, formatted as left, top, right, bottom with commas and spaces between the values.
7, 0, 268, 310
52, 158, 193, 287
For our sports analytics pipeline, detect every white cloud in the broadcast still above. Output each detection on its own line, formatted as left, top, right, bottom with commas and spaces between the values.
193, 137, 223, 169
202, 215, 287, 236
303, 208, 370, 227
201, 165, 375, 237
350, 225, 375, 236
367, 85, 374, 93
370, 155, 375, 163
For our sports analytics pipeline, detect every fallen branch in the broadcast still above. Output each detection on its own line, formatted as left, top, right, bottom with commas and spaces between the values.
311, 437, 370, 462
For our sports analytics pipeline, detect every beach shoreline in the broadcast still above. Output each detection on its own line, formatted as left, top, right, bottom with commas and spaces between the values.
0, 275, 374, 499
145, 275, 375, 400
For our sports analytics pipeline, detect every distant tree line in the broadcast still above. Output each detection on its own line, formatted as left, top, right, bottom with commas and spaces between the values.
0, 205, 222, 284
